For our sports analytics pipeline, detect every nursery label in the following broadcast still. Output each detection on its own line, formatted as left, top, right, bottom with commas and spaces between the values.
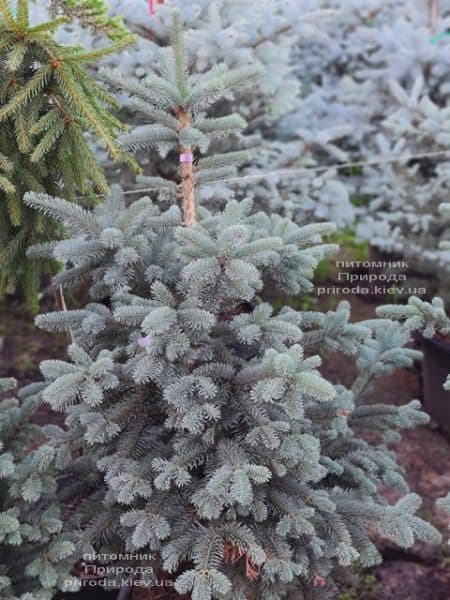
316, 260, 427, 297
64, 554, 176, 591
64, 577, 175, 590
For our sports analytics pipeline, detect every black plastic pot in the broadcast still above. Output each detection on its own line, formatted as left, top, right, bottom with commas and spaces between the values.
421, 334, 450, 438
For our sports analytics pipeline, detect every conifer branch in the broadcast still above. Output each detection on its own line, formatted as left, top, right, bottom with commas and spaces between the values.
28, 16, 70, 34
0, 0, 17, 29
55, 68, 121, 159
0, 0, 136, 308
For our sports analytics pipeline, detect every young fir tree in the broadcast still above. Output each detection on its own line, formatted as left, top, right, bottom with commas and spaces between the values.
377, 195, 450, 536
0, 0, 137, 309
43, 0, 354, 231
25, 15, 441, 600
0, 375, 79, 599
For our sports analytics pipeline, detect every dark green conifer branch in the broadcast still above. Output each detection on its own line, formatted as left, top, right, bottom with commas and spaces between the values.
49, 0, 132, 42
0, 0, 139, 310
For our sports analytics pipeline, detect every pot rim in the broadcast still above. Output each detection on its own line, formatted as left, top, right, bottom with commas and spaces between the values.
419, 332, 450, 354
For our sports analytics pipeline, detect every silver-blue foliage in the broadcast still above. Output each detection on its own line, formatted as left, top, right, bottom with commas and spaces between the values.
0, 377, 79, 599
22, 16, 443, 599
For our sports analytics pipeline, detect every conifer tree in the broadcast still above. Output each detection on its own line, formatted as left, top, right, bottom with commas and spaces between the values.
0, 0, 137, 309
41, 0, 354, 230
25, 15, 442, 599
0, 375, 79, 599
376, 198, 450, 540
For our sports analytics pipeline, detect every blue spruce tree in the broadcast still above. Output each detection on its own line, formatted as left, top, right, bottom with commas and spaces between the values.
24, 14, 441, 600
0, 375, 79, 599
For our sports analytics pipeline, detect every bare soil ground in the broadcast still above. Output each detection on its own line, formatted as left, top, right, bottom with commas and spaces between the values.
0, 297, 66, 424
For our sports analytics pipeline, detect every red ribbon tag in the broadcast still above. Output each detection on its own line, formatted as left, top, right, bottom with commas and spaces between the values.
149, 0, 164, 15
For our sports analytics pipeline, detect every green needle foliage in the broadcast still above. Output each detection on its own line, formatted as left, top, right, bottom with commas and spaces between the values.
0, 0, 138, 310
48, 0, 131, 42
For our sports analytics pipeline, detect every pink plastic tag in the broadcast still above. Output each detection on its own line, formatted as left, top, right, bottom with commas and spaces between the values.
138, 335, 152, 349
